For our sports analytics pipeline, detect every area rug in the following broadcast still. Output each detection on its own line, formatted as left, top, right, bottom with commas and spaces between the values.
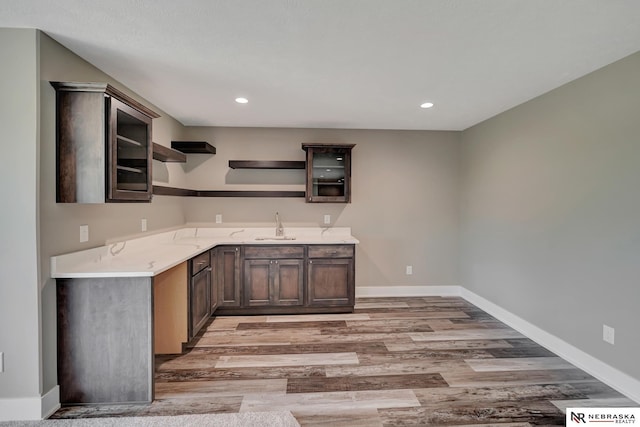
0, 412, 300, 427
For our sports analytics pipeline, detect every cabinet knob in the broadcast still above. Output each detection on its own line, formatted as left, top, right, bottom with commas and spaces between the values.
275, 260, 278, 264
309, 260, 313, 264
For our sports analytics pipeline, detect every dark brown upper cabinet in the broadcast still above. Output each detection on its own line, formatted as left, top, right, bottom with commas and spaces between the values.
302, 143, 355, 203
51, 82, 160, 203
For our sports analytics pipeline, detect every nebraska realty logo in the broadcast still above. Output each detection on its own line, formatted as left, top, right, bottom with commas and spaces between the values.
567, 408, 639, 424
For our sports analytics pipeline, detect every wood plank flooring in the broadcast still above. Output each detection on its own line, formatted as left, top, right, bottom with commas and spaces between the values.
51, 297, 637, 425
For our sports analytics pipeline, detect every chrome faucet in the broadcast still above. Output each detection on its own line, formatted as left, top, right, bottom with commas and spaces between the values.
275, 211, 284, 236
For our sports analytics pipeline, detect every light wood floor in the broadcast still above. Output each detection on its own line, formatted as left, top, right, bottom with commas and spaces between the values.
51, 297, 637, 425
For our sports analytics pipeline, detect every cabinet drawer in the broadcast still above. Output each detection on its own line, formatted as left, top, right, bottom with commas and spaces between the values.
308, 245, 354, 258
243, 246, 305, 259
191, 251, 210, 275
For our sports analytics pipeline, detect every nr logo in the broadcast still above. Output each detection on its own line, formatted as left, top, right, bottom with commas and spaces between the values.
571, 412, 586, 423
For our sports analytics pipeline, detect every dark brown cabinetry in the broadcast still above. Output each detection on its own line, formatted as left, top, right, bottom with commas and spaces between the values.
216, 246, 241, 307
188, 251, 211, 339
243, 246, 304, 307
209, 249, 219, 313
307, 245, 355, 308
302, 143, 355, 203
51, 82, 159, 203
216, 243, 355, 315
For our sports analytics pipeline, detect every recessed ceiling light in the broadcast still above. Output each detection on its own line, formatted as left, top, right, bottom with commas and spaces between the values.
420, 102, 434, 109
235, 97, 248, 104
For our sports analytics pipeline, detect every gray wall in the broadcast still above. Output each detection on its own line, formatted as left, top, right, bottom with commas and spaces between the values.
460, 52, 640, 380
0, 28, 41, 400
181, 127, 461, 288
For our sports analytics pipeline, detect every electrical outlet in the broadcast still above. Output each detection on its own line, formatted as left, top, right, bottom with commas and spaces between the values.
603, 324, 615, 345
324, 214, 331, 225
406, 265, 413, 275
79, 225, 89, 243
0, 352, 4, 373
141, 218, 147, 232
215, 214, 222, 224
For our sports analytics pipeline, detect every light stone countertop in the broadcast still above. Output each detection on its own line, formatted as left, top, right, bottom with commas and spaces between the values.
51, 227, 359, 279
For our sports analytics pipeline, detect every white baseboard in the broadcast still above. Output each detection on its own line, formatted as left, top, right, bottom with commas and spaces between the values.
41, 385, 60, 419
0, 386, 60, 421
356, 285, 462, 298
460, 287, 640, 404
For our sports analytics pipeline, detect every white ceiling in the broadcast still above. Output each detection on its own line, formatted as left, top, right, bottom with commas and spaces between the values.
2, 1, 640, 131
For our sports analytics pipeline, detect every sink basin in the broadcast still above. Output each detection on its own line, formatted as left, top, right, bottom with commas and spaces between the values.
254, 236, 296, 241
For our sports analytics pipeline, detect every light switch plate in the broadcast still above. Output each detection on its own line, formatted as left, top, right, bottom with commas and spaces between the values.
215, 214, 222, 224
324, 214, 331, 225
141, 218, 147, 232
79, 225, 89, 243
406, 265, 413, 275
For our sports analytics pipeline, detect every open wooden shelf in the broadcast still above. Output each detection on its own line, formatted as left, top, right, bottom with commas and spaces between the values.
153, 143, 187, 163
171, 141, 216, 154
153, 185, 304, 198
228, 160, 306, 169
198, 190, 305, 198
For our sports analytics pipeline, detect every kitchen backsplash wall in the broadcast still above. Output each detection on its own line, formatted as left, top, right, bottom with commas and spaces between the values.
181, 126, 462, 289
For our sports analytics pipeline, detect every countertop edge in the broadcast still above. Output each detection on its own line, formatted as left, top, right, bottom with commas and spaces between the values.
51, 228, 359, 279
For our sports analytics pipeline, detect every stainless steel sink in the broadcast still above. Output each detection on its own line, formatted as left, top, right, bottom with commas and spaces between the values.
254, 236, 296, 241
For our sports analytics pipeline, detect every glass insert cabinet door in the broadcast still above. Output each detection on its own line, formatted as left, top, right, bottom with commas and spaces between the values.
108, 97, 153, 201
302, 143, 355, 203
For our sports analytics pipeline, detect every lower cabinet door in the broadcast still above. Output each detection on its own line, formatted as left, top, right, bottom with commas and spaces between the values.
274, 259, 304, 306
307, 258, 354, 307
244, 259, 271, 306
217, 246, 241, 307
189, 267, 211, 338
244, 259, 304, 306
209, 250, 218, 312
